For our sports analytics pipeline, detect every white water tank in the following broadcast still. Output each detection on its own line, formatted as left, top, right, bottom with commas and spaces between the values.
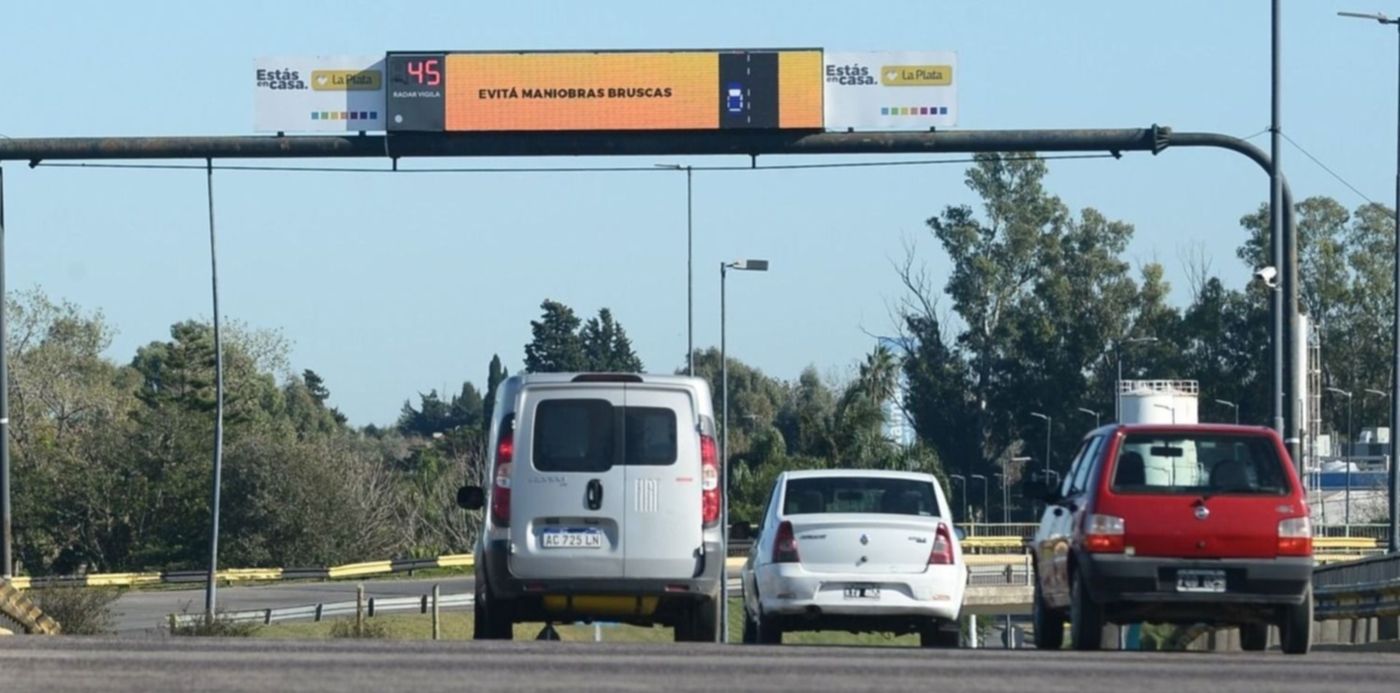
1118, 380, 1200, 424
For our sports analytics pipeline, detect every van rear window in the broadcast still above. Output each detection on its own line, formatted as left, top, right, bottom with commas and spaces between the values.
783, 477, 938, 516
532, 401, 680, 471
625, 407, 677, 466
1111, 433, 1290, 496
534, 399, 615, 473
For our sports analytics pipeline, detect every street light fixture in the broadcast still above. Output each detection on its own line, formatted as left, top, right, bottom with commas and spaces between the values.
1115, 336, 1158, 421
1214, 399, 1239, 425
949, 474, 967, 523
1029, 412, 1052, 477
1339, 9, 1400, 552
1152, 403, 1176, 424
1077, 407, 1101, 428
719, 257, 767, 642
971, 474, 988, 524
1327, 387, 1356, 527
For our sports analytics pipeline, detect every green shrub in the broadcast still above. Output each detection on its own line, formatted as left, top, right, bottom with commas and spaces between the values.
29, 586, 119, 635
329, 618, 390, 639
168, 611, 261, 637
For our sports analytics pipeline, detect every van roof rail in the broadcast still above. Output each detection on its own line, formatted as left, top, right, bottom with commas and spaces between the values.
571, 373, 645, 383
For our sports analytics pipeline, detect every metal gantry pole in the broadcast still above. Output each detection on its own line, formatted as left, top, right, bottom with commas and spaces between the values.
0, 165, 10, 579
1392, 19, 1400, 554
1270, 0, 1288, 446
203, 159, 227, 622
686, 167, 694, 376
718, 261, 728, 643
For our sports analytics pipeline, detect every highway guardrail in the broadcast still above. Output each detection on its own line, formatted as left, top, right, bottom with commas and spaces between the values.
1313, 552, 1400, 621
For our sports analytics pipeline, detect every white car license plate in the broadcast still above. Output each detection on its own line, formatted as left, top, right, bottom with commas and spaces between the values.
843, 585, 881, 600
541, 529, 602, 549
1176, 569, 1226, 593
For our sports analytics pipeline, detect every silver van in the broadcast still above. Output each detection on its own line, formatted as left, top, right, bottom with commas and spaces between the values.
458, 373, 724, 641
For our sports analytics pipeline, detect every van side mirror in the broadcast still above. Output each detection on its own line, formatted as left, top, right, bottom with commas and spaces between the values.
953, 526, 967, 541
729, 521, 753, 542
457, 485, 485, 510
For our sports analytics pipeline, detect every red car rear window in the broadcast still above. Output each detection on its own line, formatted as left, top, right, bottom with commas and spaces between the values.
1110, 433, 1290, 496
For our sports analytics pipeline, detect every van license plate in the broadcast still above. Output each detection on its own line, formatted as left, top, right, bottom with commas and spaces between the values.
843, 585, 880, 600
1176, 569, 1226, 593
541, 529, 603, 549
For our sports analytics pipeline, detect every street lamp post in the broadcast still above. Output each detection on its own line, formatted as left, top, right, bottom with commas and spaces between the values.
1214, 399, 1239, 425
1115, 336, 1158, 422
1030, 412, 1052, 478
971, 474, 988, 524
1339, 10, 1400, 553
950, 474, 967, 523
1327, 387, 1355, 528
1011, 455, 1033, 522
993, 473, 1007, 524
1077, 407, 1101, 429
719, 258, 766, 642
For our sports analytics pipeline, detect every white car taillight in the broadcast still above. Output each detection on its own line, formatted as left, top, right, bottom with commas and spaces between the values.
773, 520, 800, 563
928, 523, 955, 565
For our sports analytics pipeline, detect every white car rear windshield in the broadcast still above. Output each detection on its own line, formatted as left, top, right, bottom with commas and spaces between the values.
783, 477, 938, 516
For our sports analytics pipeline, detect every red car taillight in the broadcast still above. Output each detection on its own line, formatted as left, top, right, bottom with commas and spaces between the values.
1277, 516, 1312, 556
929, 523, 955, 565
773, 520, 800, 563
490, 417, 515, 527
1083, 513, 1125, 553
700, 433, 720, 527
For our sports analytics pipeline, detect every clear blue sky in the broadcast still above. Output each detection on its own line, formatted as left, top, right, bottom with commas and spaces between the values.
1, 1, 1394, 425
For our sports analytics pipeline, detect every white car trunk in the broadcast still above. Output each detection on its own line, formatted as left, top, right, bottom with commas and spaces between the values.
787, 514, 940, 575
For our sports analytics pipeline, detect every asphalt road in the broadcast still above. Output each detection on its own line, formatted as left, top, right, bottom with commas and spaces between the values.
2, 638, 1398, 692
113, 578, 476, 635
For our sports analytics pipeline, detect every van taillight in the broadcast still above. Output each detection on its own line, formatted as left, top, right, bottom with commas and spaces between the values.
773, 521, 800, 563
700, 434, 720, 527
1083, 513, 1125, 553
929, 523, 955, 565
491, 416, 515, 527
1277, 516, 1312, 556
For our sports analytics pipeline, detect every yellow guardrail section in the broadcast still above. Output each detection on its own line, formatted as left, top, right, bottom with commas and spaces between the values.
1, 538, 1380, 590
1314, 537, 1379, 551
437, 554, 475, 568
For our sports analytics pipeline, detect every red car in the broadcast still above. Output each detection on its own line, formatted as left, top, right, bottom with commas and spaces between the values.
1029, 424, 1313, 654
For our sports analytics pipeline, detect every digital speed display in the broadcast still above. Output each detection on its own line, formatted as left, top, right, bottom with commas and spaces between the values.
385, 50, 823, 133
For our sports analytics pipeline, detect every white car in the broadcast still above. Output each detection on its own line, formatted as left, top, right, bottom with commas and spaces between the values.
739, 469, 967, 646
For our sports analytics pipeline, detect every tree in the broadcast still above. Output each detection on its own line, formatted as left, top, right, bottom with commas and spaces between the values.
901, 154, 1142, 481
482, 354, 508, 429
523, 300, 586, 373
303, 368, 331, 405
581, 308, 644, 372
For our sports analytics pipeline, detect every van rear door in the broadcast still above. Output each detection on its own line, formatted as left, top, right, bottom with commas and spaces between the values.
509, 385, 626, 580
622, 383, 704, 579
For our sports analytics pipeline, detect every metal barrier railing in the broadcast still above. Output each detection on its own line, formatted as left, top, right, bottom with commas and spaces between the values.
1313, 552, 1400, 621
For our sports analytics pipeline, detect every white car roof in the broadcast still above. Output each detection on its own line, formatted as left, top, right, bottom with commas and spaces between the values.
782, 469, 939, 483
